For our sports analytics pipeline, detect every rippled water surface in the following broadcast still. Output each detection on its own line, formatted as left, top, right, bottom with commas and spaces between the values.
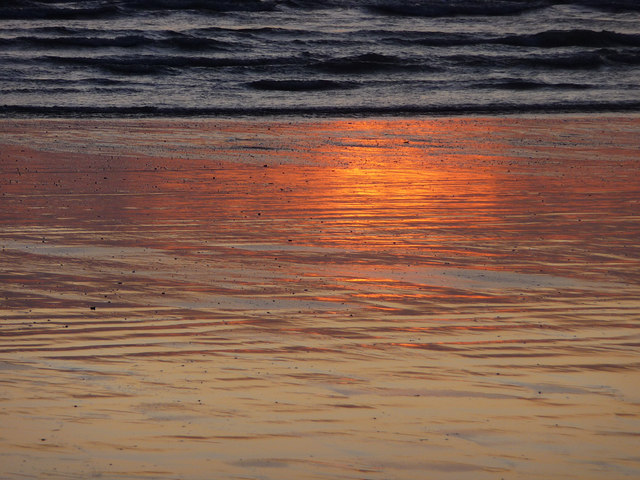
1, 0, 640, 115
1, 116, 640, 479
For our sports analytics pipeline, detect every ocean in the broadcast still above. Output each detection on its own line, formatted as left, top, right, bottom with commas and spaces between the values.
3, 3, 640, 479
1, 0, 640, 117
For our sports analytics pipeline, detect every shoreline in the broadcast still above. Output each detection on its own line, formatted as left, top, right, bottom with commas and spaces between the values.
2, 111, 640, 129
3, 102, 640, 120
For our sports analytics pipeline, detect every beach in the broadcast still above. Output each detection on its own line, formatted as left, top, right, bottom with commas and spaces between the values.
1, 115, 639, 479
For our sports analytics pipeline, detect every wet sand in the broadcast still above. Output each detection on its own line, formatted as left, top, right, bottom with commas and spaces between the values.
1, 116, 639, 479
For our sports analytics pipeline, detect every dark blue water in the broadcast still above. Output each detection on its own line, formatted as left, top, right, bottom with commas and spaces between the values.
1, 0, 640, 117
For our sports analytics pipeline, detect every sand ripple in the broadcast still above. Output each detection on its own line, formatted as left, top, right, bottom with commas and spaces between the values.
1, 116, 639, 479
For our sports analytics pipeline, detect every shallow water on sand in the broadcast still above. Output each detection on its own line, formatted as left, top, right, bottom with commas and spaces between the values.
1, 116, 639, 479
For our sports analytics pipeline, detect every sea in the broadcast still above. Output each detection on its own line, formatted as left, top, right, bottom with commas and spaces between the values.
1, 0, 640, 117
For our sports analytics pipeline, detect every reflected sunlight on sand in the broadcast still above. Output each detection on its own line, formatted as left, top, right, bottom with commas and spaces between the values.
1, 116, 639, 479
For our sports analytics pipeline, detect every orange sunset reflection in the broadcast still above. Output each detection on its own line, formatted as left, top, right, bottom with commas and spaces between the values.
2, 117, 639, 284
